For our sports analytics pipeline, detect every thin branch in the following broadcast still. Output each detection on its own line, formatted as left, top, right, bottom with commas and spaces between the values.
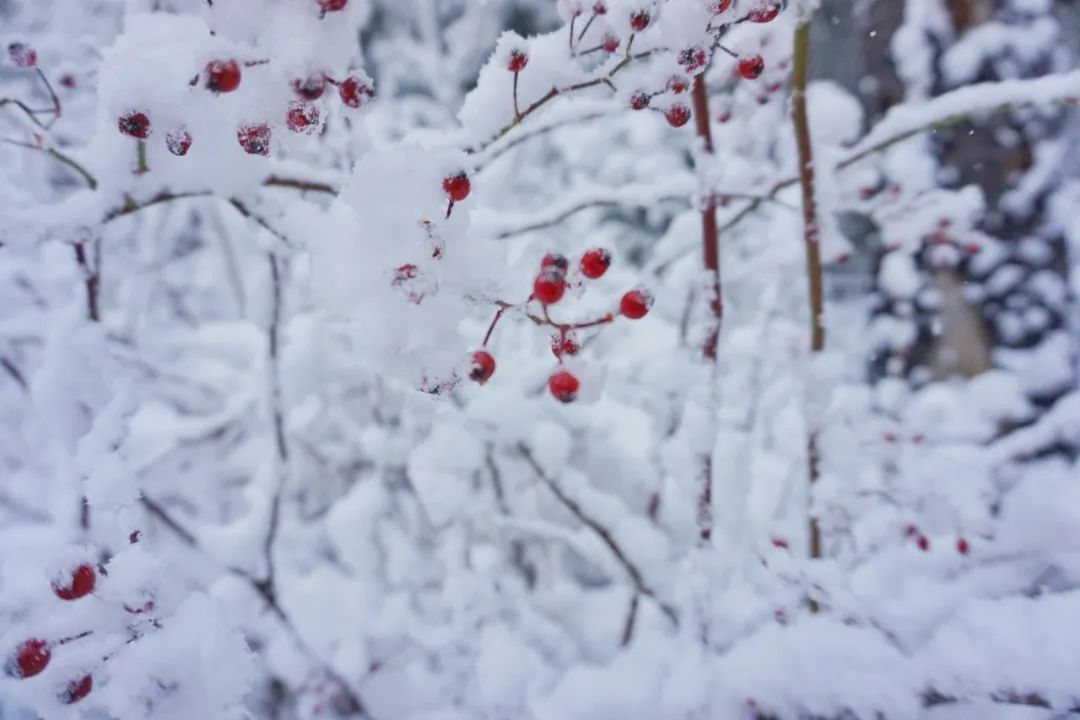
473, 109, 607, 172
262, 174, 337, 195
470, 38, 645, 155
1, 357, 28, 393
73, 240, 100, 322
791, 20, 825, 604
1, 137, 98, 189
517, 443, 678, 626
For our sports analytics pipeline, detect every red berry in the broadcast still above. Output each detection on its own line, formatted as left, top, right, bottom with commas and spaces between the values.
903, 523, 919, 537
710, 0, 732, 12
534, 268, 567, 305
771, 536, 789, 549
767, 80, 784, 93
237, 123, 271, 156
629, 92, 650, 110
7, 42, 37, 68
6, 639, 50, 678
124, 599, 155, 614
629, 10, 651, 32
339, 75, 375, 108
293, 73, 327, 101
59, 74, 77, 89
677, 47, 707, 73
580, 248, 611, 279
541, 253, 570, 272
549, 370, 581, 403
443, 172, 470, 202
53, 564, 96, 600
620, 289, 652, 319
667, 76, 689, 94
746, 2, 780, 22
737, 55, 765, 80
205, 59, 241, 93
118, 111, 150, 139
166, 128, 192, 156
957, 538, 969, 555
552, 334, 580, 359
318, 0, 348, 12
593, 1, 608, 14
665, 104, 691, 128
469, 350, 496, 384
60, 675, 92, 704
963, 242, 980, 255
601, 34, 621, 53
508, 49, 529, 73
286, 101, 320, 133
917, 535, 930, 552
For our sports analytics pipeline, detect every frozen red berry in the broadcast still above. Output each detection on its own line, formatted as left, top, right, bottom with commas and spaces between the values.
601, 34, 621, 53
771, 536, 789, 549
903, 523, 918, 537
746, 2, 780, 22
665, 104, 691, 128
667, 76, 689, 94
593, 1, 608, 13
549, 370, 580, 403
7, 42, 37, 68
124, 599, 155, 614
709, 0, 732, 12
59, 74, 77, 89
677, 47, 707, 73
957, 538, 969, 555
534, 268, 567, 305
541, 253, 569, 272
552, 334, 581, 359
339, 75, 375, 108
629, 92, 650, 110
118, 111, 150, 139
580, 248, 611, 279
508, 49, 529, 73
286, 101, 320, 133
166, 128, 192, 156
443, 172, 470, 202
237, 123, 271, 156
620, 288, 652, 319
318, 0, 348, 12
293, 73, 327, 101
629, 10, 651, 32
6, 639, 50, 679
469, 350, 496, 384
916, 535, 930, 552
737, 55, 765, 80
53, 564, 96, 600
60, 675, 92, 704
205, 59, 241, 93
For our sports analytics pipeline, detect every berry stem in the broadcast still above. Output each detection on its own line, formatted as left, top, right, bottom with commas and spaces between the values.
512, 70, 521, 120
482, 305, 508, 347
445, 198, 454, 219
716, 43, 738, 58
135, 139, 148, 174
33, 68, 62, 126
568, 14, 577, 53
576, 11, 598, 44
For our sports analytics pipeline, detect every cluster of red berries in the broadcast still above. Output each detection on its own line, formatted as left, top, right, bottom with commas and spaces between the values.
622, 0, 781, 126
7, 42, 37, 68
468, 248, 653, 404
903, 524, 971, 555
5, 564, 98, 704
117, 61, 374, 159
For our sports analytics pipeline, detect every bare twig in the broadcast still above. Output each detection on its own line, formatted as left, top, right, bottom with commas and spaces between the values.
1, 137, 98, 189
517, 443, 678, 626
1, 357, 28, 392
